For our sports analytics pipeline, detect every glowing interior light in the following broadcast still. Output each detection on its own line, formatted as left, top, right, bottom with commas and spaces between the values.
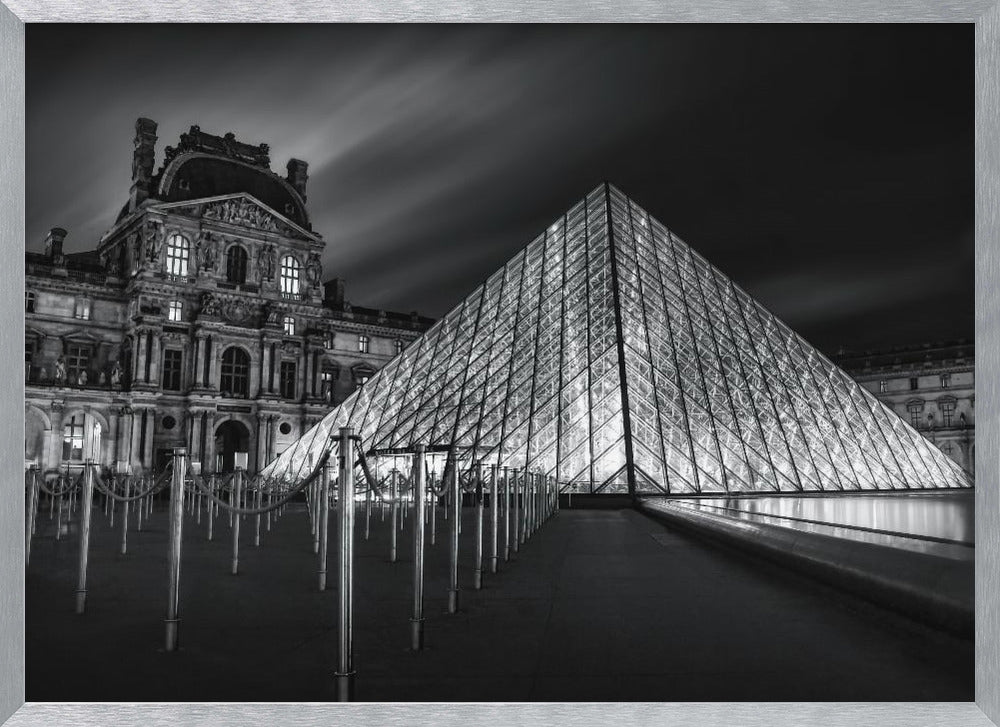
261, 184, 973, 496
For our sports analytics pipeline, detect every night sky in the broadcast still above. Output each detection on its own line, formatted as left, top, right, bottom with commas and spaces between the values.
26, 24, 973, 354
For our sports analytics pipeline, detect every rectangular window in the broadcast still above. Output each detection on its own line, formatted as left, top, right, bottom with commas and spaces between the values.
168, 300, 183, 322
940, 401, 956, 428
908, 406, 922, 429
66, 344, 90, 383
283, 316, 296, 336
320, 369, 336, 403
24, 340, 34, 380
162, 349, 183, 391
73, 298, 91, 320
25, 291, 36, 313
909, 377, 919, 391
940, 373, 951, 389
395, 339, 404, 355
62, 414, 85, 461
280, 361, 297, 399
878, 380, 887, 394
324, 332, 334, 349
166, 234, 190, 278
358, 334, 370, 353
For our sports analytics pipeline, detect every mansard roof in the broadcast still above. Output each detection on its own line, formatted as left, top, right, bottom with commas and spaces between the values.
115, 124, 310, 229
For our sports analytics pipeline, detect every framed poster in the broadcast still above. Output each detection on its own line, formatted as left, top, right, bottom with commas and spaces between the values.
1, 3, 998, 726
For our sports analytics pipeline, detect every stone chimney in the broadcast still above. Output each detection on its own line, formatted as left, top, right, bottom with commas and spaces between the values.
44, 227, 67, 260
324, 278, 345, 307
129, 117, 158, 211
286, 159, 309, 203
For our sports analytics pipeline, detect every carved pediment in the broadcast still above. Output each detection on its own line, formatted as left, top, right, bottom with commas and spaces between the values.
61, 330, 102, 348
203, 197, 291, 234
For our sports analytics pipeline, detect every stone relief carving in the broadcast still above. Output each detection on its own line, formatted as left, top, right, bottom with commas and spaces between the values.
221, 298, 255, 326
260, 302, 280, 326
203, 198, 281, 232
199, 292, 221, 317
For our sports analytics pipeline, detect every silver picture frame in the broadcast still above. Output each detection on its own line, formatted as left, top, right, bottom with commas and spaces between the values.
0, 3, 997, 725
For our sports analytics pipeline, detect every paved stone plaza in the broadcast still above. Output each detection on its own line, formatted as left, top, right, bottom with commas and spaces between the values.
26, 501, 972, 702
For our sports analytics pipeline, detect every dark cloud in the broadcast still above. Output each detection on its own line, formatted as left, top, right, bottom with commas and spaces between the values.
26, 24, 972, 353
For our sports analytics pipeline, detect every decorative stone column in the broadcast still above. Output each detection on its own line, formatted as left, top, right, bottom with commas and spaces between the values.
134, 331, 147, 382
190, 411, 204, 464
143, 409, 156, 470
48, 402, 65, 471
203, 413, 218, 472
208, 342, 222, 390
260, 337, 271, 396
109, 408, 121, 464
192, 334, 206, 388
117, 407, 134, 469
148, 332, 163, 387
256, 412, 269, 471
129, 407, 143, 470
267, 414, 277, 463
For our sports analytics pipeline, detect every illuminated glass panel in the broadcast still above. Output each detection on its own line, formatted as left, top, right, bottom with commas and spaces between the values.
261, 184, 974, 494
280, 255, 301, 297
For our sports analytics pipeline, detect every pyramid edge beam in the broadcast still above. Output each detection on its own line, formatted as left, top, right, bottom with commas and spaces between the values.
603, 181, 639, 500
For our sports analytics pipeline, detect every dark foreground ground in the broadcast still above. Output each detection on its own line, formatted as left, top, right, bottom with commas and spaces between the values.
26, 496, 973, 701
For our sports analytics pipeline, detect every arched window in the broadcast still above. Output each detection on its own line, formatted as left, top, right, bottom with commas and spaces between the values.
220, 347, 251, 399
166, 233, 191, 278
280, 255, 301, 297
226, 245, 248, 285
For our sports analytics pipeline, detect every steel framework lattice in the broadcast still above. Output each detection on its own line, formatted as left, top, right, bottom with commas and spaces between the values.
262, 183, 973, 495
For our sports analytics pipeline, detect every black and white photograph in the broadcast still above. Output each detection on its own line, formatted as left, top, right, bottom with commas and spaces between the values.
20, 23, 975, 704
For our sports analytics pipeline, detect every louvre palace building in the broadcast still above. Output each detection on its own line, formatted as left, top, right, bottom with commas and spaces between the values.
832, 340, 975, 474
25, 119, 433, 475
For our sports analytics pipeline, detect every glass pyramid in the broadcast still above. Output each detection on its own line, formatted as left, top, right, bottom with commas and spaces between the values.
262, 183, 973, 495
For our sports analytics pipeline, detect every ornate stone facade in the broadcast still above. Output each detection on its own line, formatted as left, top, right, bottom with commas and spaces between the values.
832, 340, 975, 474
25, 119, 434, 475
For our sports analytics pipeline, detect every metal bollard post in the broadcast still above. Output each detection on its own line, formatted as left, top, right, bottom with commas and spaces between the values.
318, 461, 332, 591
489, 464, 499, 574
410, 444, 426, 650
55, 488, 64, 542
334, 428, 356, 701
254, 484, 262, 547
165, 449, 186, 651
231, 468, 243, 575
447, 463, 460, 614
513, 469, 521, 552
389, 472, 398, 563
25, 468, 39, 568
473, 463, 484, 590
364, 484, 371, 541
503, 466, 511, 562
74, 461, 96, 614
120, 475, 130, 556
430, 480, 437, 546
136, 479, 145, 533
207, 475, 215, 541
